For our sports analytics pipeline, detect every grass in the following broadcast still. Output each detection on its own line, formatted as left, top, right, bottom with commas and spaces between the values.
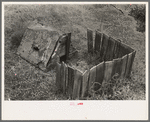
4, 4, 145, 100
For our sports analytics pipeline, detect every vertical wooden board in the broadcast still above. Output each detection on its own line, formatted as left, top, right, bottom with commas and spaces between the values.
100, 33, 109, 61
104, 61, 114, 82
112, 58, 122, 78
61, 62, 66, 94
104, 37, 116, 61
120, 54, 128, 78
81, 70, 90, 98
87, 29, 93, 54
56, 63, 61, 90
113, 39, 121, 59
66, 33, 71, 60
127, 51, 136, 77
95, 61, 105, 91
118, 42, 134, 58
72, 69, 83, 100
67, 66, 75, 98
125, 52, 133, 78
65, 63, 68, 95
94, 31, 102, 53
88, 66, 96, 92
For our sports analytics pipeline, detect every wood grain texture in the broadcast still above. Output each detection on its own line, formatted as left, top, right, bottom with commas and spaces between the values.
81, 70, 90, 98
95, 61, 105, 91
56, 63, 61, 90
88, 66, 97, 92
112, 58, 122, 78
125, 52, 133, 78
121, 54, 128, 78
87, 29, 93, 54
105, 37, 116, 61
113, 39, 121, 59
100, 33, 109, 61
127, 51, 136, 77
104, 60, 114, 82
60, 62, 66, 94
94, 31, 102, 54
72, 69, 83, 100
65, 63, 68, 95
67, 66, 75, 98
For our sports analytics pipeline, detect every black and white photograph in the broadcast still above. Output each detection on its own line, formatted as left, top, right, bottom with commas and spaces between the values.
2, 1, 148, 120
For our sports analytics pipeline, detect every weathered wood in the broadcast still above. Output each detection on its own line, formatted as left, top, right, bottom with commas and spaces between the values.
95, 61, 105, 91
120, 54, 128, 78
104, 60, 114, 82
88, 66, 97, 92
125, 52, 133, 78
118, 42, 134, 58
87, 29, 93, 54
112, 58, 122, 78
113, 39, 121, 59
104, 37, 116, 61
56, 63, 61, 90
127, 51, 136, 77
67, 66, 75, 98
61, 62, 66, 94
94, 31, 102, 54
65, 63, 68, 95
17, 26, 59, 69
72, 69, 83, 100
66, 33, 71, 60
100, 33, 109, 61
81, 70, 90, 98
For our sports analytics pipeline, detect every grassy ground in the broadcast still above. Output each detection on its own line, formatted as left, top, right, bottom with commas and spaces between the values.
4, 4, 145, 100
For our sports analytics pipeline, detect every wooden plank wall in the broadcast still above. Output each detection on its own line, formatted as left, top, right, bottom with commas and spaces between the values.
104, 37, 116, 61
95, 61, 105, 91
66, 33, 71, 60
67, 66, 75, 99
94, 31, 102, 54
87, 29, 93, 54
55, 30, 136, 100
72, 69, 83, 99
81, 70, 90, 99
100, 33, 109, 61
56, 63, 61, 90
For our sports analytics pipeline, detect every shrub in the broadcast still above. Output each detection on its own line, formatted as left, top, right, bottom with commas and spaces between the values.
128, 5, 145, 33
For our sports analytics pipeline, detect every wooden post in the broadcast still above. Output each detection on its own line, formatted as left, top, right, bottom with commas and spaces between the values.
72, 69, 83, 100
56, 63, 61, 90
104, 37, 115, 61
88, 66, 96, 92
81, 70, 90, 98
67, 66, 75, 99
95, 61, 105, 91
121, 54, 128, 78
100, 33, 109, 61
87, 29, 93, 54
104, 60, 114, 82
94, 31, 102, 54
